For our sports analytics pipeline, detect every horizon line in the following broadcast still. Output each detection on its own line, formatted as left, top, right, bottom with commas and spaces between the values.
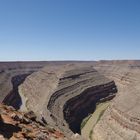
0, 59, 140, 62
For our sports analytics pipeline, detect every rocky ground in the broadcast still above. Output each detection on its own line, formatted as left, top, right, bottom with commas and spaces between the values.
0, 103, 68, 140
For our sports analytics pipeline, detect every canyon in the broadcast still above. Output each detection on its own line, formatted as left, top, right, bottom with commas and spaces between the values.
0, 61, 140, 140
91, 61, 140, 140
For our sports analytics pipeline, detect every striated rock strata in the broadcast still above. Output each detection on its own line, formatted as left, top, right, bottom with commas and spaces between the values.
0, 62, 50, 104
0, 61, 79, 102
2, 61, 139, 139
92, 61, 140, 140
0, 61, 74, 109
18, 64, 117, 136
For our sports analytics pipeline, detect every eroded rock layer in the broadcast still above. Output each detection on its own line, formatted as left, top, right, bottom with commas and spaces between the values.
92, 61, 140, 140
0, 62, 74, 109
1, 61, 139, 140
18, 64, 117, 136
0, 61, 81, 103
0, 62, 51, 104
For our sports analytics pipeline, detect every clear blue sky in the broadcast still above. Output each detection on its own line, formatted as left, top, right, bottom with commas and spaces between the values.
0, 0, 140, 61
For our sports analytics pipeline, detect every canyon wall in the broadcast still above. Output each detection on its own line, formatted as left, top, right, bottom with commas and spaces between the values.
0, 61, 75, 107
92, 61, 140, 140
1, 61, 140, 139
18, 64, 117, 137
0, 62, 50, 103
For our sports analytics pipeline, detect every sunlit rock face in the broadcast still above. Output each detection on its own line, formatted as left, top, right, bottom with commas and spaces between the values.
0, 62, 50, 104
18, 64, 117, 136
2, 61, 140, 140
92, 60, 140, 140
0, 61, 72, 108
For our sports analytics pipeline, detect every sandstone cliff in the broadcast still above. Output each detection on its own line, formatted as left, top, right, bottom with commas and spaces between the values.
1, 61, 139, 140
92, 61, 140, 140
17, 64, 117, 138
0, 62, 50, 105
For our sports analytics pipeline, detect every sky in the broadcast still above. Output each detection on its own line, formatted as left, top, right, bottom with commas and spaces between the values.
0, 0, 140, 61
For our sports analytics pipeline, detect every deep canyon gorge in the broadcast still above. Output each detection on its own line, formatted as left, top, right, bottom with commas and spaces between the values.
0, 61, 140, 140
